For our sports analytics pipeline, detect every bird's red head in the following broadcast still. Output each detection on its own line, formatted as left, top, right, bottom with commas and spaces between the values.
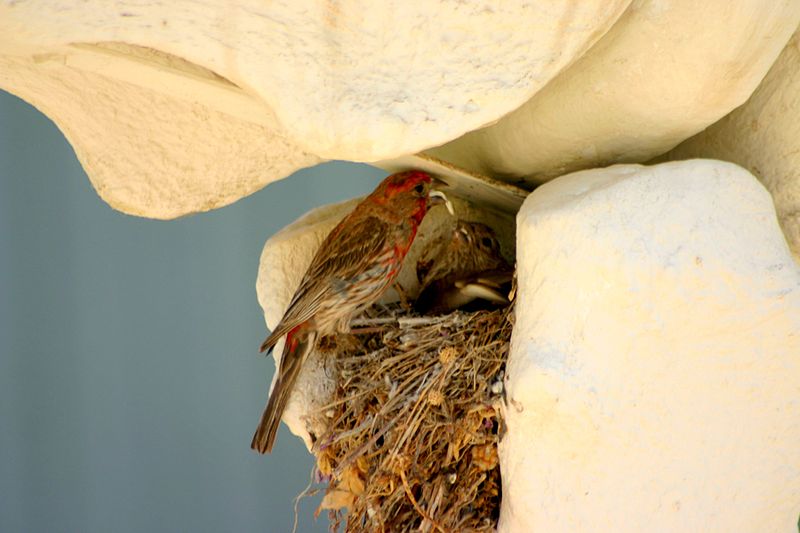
378, 170, 433, 197
369, 170, 437, 225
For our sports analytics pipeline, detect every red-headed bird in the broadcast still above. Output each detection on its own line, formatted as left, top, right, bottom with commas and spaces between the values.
252, 170, 449, 453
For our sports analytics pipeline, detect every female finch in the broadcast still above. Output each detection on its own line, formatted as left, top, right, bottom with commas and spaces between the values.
252, 170, 450, 454
415, 220, 512, 314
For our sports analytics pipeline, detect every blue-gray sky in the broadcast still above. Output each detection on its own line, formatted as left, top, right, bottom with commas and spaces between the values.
0, 89, 383, 532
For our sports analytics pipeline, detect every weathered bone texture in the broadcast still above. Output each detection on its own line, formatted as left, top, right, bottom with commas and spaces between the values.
503, 160, 800, 532
0, 52, 320, 219
428, 1, 800, 184
255, 197, 514, 448
664, 28, 800, 260
0, 1, 628, 217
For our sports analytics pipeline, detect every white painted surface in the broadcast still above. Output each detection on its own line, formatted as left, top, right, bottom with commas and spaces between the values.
0, 0, 627, 161
0, 49, 320, 218
3, 2, 799, 225
430, 1, 800, 184
502, 160, 800, 532
666, 27, 800, 260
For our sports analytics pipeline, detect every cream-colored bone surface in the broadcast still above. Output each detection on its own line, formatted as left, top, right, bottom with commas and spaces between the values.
665, 27, 800, 260
3, 2, 799, 221
502, 160, 800, 532
0, 1, 627, 194
0, 50, 320, 219
429, 1, 800, 184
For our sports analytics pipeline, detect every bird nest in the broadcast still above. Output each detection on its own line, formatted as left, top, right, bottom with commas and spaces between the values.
302, 302, 513, 532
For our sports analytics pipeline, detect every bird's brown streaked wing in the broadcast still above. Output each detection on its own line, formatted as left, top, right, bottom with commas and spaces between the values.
304, 215, 392, 282
260, 215, 391, 351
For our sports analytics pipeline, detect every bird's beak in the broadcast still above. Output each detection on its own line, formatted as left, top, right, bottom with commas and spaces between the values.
429, 190, 455, 216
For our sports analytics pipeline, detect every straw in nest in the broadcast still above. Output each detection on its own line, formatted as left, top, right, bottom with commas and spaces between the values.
301, 302, 513, 532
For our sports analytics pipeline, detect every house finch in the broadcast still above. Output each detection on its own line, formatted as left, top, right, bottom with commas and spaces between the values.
252, 170, 450, 454
415, 220, 513, 314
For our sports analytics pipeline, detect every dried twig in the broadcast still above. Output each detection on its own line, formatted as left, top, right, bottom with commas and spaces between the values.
307, 303, 512, 532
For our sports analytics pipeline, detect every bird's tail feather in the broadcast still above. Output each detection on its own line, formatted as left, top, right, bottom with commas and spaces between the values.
259, 327, 283, 354
251, 327, 316, 454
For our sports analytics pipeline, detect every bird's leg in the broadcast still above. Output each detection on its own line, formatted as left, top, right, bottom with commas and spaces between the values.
392, 281, 412, 312
348, 311, 389, 336
349, 326, 386, 335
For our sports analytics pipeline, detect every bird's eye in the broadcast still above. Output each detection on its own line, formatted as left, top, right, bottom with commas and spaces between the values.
414, 183, 426, 195
481, 237, 494, 248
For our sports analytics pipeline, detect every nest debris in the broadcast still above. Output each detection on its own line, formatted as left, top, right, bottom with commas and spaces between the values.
304, 302, 513, 532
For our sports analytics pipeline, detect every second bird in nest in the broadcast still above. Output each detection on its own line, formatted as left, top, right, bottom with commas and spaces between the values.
415, 220, 513, 314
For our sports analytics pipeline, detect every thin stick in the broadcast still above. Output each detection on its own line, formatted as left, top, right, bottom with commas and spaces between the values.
399, 469, 447, 533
